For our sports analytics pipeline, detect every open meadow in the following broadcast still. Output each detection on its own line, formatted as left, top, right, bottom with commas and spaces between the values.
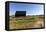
9, 15, 44, 29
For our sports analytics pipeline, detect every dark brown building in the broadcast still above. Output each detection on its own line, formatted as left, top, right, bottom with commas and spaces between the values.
15, 11, 26, 17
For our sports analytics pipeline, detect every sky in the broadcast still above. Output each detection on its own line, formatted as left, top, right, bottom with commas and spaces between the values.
9, 3, 44, 16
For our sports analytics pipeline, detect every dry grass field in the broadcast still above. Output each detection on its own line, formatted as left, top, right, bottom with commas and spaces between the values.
9, 15, 44, 29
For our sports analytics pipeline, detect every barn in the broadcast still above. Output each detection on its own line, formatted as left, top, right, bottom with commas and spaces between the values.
15, 11, 26, 17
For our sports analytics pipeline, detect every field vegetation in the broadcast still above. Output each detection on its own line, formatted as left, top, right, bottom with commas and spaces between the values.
9, 15, 44, 29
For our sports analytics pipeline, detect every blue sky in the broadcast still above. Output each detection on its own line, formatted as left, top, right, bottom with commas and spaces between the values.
9, 3, 44, 16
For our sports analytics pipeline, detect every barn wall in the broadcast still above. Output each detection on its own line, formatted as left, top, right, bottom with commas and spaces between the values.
15, 11, 26, 17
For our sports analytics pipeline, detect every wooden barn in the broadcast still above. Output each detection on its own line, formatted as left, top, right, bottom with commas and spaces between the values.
15, 11, 26, 17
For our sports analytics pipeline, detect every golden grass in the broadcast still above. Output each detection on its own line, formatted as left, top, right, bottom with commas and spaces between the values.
9, 16, 44, 29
